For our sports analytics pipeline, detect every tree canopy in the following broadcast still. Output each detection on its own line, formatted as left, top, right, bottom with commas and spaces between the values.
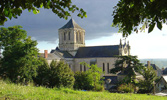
0, 26, 39, 83
0, 0, 86, 25
110, 55, 144, 82
112, 0, 167, 36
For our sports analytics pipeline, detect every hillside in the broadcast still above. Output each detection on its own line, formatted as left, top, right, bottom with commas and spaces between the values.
0, 80, 166, 100
140, 59, 167, 69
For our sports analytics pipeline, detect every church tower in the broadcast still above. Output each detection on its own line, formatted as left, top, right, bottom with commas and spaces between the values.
58, 19, 85, 52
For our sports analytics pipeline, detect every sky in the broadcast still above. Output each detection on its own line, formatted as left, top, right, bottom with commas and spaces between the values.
1, 0, 167, 59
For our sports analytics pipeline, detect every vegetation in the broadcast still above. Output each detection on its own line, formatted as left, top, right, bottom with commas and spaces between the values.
0, 80, 166, 100
118, 83, 135, 93
0, 26, 39, 83
34, 60, 75, 88
80, 62, 104, 91
110, 55, 144, 83
0, 0, 86, 25
74, 71, 94, 90
138, 66, 157, 93
112, 0, 167, 36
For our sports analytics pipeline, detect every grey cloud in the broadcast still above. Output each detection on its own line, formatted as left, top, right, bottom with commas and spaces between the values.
2, 0, 120, 43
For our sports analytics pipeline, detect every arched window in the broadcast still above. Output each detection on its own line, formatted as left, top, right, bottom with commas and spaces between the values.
68, 32, 70, 40
84, 65, 86, 71
107, 63, 109, 74
103, 63, 105, 72
80, 64, 82, 71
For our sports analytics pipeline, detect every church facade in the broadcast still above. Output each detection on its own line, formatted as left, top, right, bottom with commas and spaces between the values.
43, 19, 130, 76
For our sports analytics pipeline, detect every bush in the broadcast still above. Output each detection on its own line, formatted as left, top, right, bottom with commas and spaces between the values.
94, 83, 104, 92
74, 71, 93, 90
118, 83, 135, 93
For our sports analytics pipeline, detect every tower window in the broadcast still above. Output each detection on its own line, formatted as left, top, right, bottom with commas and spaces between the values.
69, 32, 70, 40
64, 32, 66, 40
80, 33, 82, 42
107, 63, 109, 74
103, 63, 105, 72
76, 32, 78, 42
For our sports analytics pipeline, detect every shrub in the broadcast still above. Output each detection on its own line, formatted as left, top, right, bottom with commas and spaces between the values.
74, 71, 93, 90
118, 83, 135, 93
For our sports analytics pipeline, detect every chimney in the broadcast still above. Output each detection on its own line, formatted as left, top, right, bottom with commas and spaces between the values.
44, 50, 48, 58
147, 61, 150, 67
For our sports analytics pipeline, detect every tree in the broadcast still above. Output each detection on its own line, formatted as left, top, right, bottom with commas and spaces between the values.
33, 57, 50, 86
0, 26, 39, 83
81, 62, 104, 91
0, 0, 86, 25
110, 55, 144, 83
138, 66, 157, 93
112, 0, 167, 36
74, 71, 93, 90
48, 60, 75, 88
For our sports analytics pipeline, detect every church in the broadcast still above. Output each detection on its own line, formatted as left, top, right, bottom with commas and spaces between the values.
42, 18, 130, 77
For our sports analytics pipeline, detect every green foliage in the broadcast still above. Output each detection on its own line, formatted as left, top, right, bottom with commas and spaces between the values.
33, 57, 50, 86
110, 55, 144, 83
48, 61, 75, 88
74, 71, 94, 90
118, 83, 135, 93
0, 26, 39, 83
80, 62, 104, 91
0, 0, 86, 25
1, 80, 166, 100
138, 66, 157, 93
112, 0, 167, 36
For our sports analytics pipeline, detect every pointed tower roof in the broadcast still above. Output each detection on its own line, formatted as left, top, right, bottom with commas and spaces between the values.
59, 18, 84, 30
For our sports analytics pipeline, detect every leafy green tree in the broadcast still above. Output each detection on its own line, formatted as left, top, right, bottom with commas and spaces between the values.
33, 57, 50, 86
81, 62, 104, 91
74, 71, 93, 90
112, 0, 167, 36
48, 60, 75, 88
0, 0, 86, 25
138, 66, 157, 93
110, 55, 144, 83
0, 26, 39, 83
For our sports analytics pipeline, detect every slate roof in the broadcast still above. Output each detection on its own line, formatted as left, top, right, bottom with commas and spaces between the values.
39, 53, 61, 60
103, 76, 118, 85
75, 45, 119, 58
145, 64, 161, 71
145, 63, 162, 76
59, 18, 84, 30
51, 48, 74, 58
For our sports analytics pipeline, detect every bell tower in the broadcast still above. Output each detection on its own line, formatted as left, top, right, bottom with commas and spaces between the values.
58, 19, 85, 51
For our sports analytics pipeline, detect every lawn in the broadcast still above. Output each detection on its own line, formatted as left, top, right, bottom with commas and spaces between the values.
0, 80, 166, 100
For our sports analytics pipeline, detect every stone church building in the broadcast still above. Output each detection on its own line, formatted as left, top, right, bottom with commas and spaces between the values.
42, 18, 130, 76
42, 19, 130, 76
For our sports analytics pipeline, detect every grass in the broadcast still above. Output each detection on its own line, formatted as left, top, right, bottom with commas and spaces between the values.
0, 80, 167, 100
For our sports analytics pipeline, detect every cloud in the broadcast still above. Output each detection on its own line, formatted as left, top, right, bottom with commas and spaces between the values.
2, 0, 120, 43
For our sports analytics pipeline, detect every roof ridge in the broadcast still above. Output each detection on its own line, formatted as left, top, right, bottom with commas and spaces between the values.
59, 18, 84, 30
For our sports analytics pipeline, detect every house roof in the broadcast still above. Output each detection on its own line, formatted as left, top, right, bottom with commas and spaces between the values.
75, 45, 119, 58
59, 18, 84, 30
145, 64, 161, 71
39, 53, 61, 60
51, 48, 74, 58
103, 76, 118, 84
